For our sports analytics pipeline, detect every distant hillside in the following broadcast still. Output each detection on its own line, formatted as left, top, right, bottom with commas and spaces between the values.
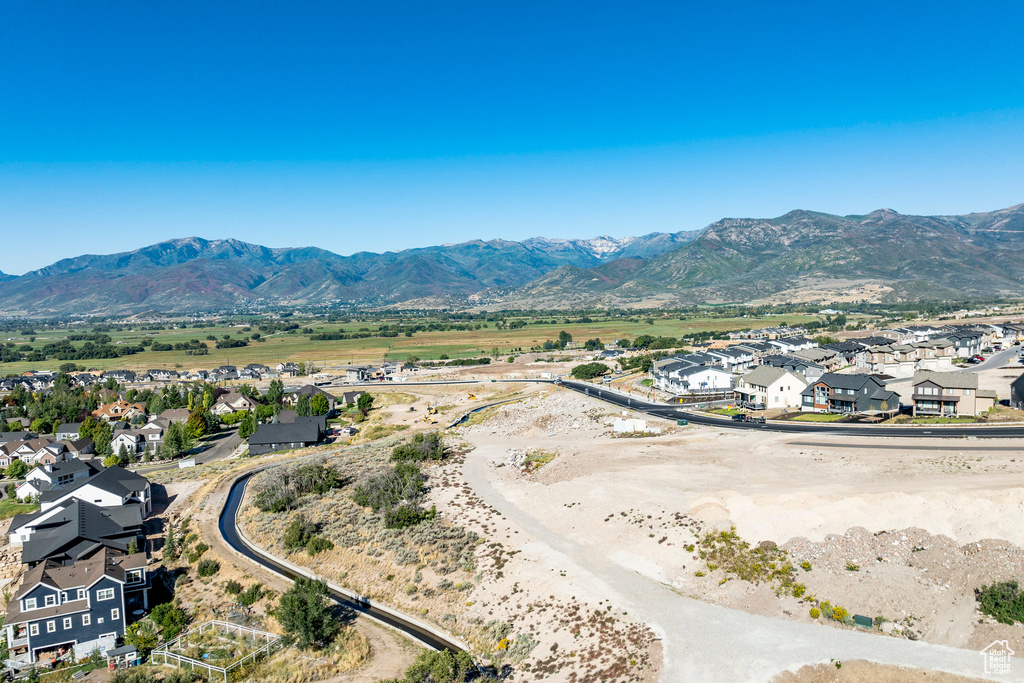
500, 204, 1024, 307
0, 231, 698, 315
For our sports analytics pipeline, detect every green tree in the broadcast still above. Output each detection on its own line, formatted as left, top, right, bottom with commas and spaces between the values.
5, 460, 29, 480
309, 393, 330, 416
557, 330, 572, 349
571, 362, 610, 380
266, 379, 284, 405
274, 578, 338, 649
30, 418, 50, 434
164, 524, 178, 559
296, 394, 311, 417
238, 411, 257, 440
150, 602, 188, 639
92, 421, 113, 456
124, 619, 159, 653
186, 411, 209, 438
356, 393, 374, 416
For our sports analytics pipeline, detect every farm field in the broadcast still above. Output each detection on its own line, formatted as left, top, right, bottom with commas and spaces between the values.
0, 312, 840, 374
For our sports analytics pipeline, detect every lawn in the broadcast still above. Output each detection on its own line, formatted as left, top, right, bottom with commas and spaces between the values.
908, 416, 979, 424
709, 407, 742, 416
788, 413, 848, 422
0, 498, 39, 518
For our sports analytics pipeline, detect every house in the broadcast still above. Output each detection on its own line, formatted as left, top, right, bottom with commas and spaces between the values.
911, 371, 997, 417
345, 367, 369, 383
92, 400, 146, 423
768, 336, 818, 354
340, 390, 365, 407
820, 341, 868, 365
9, 498, 144, 566
144, 369, 178, 382
0, 431, 38, 445
20, 459, 101, 500
211, 392, 261, 416
800, 373, 901, 416
706, 347, 755, 373
790, 347, 844, 372
61, 437, 95, 459
103, 369, 137, 384
34, 442, 72, 467
13, 439, 67, 467
735, 366, 808, 410
40, 465, 152, 516
284, 385, 337, 413
110, 430, 145, 456
861, 340, 956, 377
943, 329, 985, 358
276, 411, 327, 437
159, 408, 191, 424
760, 355, 825, 383
651, 361, 734, 395
54, 423, 82, 442
276, 362, 299, 377
1011, 372, 1024, 410
248, 421, 322, 457
3, 549, 149, 663
735, 341, 780, 358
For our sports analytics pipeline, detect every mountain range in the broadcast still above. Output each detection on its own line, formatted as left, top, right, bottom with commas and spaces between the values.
1, 203, 1022, 316
498, 204, 1024, 307
0, 232, 698, 316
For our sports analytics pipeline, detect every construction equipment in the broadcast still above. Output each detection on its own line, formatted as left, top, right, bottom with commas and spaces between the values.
467, 393, 477, 401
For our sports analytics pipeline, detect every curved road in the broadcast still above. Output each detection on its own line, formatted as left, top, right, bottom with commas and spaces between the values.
557, 379, 1024, 438
217, 467, 468, 654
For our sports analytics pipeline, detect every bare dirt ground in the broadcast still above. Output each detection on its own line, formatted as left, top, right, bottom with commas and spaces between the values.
448, 385, 1024, 679
771, 660, 988, 682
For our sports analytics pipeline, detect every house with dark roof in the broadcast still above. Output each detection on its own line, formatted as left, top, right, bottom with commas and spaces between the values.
800, 373, 901, 415
9, 498, 144, 567
54, 424, 82, 442
248, 421, 322, 456
18, 459, 102, 501
340, 390, 365, 406
911, 371, 997, 417
284, 385, 337, 413
3, 549, 149, 663
760, 355, 826, 383
39, 465, 152, 516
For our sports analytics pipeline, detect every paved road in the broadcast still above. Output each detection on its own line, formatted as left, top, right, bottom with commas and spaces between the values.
461, 445, 1002, 682
558, 379, 1024, 438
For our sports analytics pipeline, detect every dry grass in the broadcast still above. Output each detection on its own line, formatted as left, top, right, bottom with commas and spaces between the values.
259, 630, 370, 683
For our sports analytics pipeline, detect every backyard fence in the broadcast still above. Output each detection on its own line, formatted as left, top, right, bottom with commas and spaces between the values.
152, 620, 283, 683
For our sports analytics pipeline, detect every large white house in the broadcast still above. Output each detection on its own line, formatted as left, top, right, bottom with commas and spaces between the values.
734, 366, 808, 409
652, 360, 734, 395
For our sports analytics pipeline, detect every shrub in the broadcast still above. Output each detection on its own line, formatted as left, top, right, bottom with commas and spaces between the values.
253, 461, 339, 512
820, 601, 834, 619
791, 583, 806, 598
809, 608, 821, 619
391, 432, 445, 462
845, 562, 860, 571
306, 536, 335, 556
275, 578, 338, 649
197, 559, 220, 577
800, 561, 812, 571
283, 515, 317, 549
831, 605, 849, 622
976, 580, 1024, 625
224, 580, 244, 595
150, 603, 188, 639
238, 583, 265, 607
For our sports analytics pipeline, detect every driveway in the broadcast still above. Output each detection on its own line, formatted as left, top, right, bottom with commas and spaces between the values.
462, 444, 1001, 682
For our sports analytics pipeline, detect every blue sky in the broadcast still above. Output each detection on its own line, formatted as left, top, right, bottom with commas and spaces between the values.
2, 1, 1024, 274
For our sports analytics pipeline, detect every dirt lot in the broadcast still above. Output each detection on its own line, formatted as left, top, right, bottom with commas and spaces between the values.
451, 385, 1024, 666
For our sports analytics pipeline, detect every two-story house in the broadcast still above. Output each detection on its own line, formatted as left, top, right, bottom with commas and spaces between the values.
284, 385, 337, 414
40, 465, 152, 516
800, 373, 901, 416
911, 371, 997, 417
3, 549, 149, 663
734, 366, 808, 410
9, 498, 145, 567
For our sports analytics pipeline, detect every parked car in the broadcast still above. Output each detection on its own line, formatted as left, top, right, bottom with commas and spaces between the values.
731, 413, 766, 424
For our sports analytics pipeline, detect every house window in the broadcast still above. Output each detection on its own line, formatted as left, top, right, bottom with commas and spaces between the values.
63, 618, 72, 629
127, 569, 143, 584
111, 608, 119, 621
24, 598, 37, 610
44, 595, 56, 606
30, 624, 39, 636
96, 588, 115, 601
77, 589, 86, 600
82, 614, 91, 626
46, 621, 55, 633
